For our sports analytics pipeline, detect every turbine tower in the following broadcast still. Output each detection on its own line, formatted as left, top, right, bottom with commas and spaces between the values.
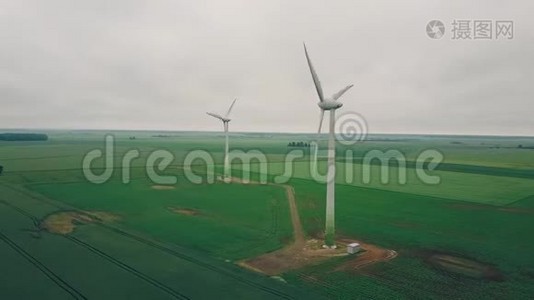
304, 43, 354, 248
207, 98, 238, 181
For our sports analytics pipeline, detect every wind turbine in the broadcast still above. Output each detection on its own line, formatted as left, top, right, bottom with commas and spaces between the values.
304, 43, 354, 248
207, 98, 237, 181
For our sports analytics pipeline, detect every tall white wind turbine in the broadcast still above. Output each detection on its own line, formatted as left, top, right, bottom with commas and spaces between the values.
207, 98, 238, 180
304, 43, 354, 248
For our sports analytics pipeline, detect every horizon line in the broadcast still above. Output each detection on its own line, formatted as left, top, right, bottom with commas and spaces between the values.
1, 127, 534, 139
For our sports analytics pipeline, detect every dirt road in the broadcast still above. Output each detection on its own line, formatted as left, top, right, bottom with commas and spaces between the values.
283, 185, 305, 247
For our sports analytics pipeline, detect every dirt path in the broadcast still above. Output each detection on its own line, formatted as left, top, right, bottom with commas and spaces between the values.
283, 185, 305, 247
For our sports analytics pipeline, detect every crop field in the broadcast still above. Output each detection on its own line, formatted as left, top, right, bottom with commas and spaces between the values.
1, 130, 534, 299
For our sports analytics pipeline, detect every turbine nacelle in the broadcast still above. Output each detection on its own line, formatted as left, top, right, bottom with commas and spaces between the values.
318, 100, 343, 111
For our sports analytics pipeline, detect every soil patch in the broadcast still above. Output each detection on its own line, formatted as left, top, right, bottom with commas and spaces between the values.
168, 207, 201, 216
240, 238, 395, 276
422, 251, 504, 281
40, 211, 119, 235
152, 185, 176, 190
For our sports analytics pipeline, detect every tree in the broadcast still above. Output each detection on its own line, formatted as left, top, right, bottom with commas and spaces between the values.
0, 165, 3, 176
0, 133, 48, 141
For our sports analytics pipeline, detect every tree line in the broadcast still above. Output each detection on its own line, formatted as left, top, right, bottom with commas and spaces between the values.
287, 141, 311, 148
0, 133, 48, 141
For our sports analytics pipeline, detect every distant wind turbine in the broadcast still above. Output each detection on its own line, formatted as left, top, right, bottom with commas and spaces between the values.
207, 98, 238, 181
304, 43, 354, 248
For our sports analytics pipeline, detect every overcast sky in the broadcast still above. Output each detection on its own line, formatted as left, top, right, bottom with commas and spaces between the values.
2, 0, 533, 135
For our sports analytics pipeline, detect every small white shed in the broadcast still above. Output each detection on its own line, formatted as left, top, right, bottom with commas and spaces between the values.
347, 242, 361, 254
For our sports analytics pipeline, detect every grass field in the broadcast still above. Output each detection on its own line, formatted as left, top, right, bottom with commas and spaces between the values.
1, 130, 534, 299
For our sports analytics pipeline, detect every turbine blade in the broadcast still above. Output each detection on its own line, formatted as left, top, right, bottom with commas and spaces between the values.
225, 98, 237, 118
303, 43, 324, 102
318, 109, 325, 134
206, 112, 224, 121
332, 84, 354, 100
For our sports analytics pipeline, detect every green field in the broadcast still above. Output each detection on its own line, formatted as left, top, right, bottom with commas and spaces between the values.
1, 130, 534, 299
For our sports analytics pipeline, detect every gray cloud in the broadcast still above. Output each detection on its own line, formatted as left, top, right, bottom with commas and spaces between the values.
1, 0, 533, 135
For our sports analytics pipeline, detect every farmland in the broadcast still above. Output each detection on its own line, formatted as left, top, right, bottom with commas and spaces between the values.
1, 130, 534, 299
